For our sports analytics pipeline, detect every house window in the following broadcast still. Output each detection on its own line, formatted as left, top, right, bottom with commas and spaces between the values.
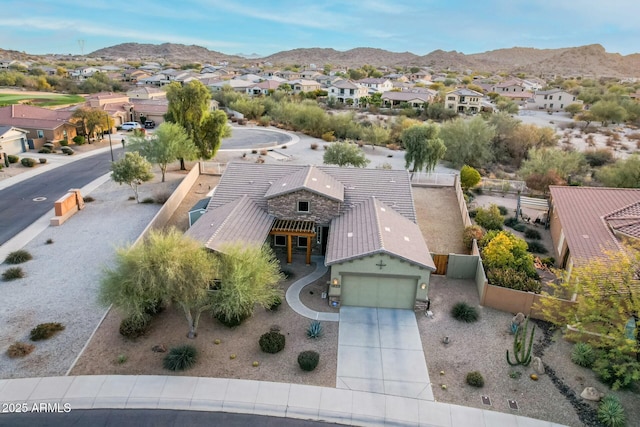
37, 130, 44, 139
297, 201, 310, 213
550, 103, 554, 108
544, 95, 548, 100
274, 235, 286, 247
558, 95, 562, 100
447, 96, 455, 101
298, 236, 308, 248
549, 95, 553, 100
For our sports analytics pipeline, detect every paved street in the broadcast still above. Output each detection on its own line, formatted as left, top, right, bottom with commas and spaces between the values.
0, 148, 122, 246
220, 127, 292, 150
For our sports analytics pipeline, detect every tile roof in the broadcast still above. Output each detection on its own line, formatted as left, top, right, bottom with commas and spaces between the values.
549, 186, 640, 261
185, 195, 274, 253
325, 197, 435, 270
264, 165, 345, 202
209, 163, 416, 221
604, 201, 640, 240
448, 88, 484, 97
0, 104, 74, 130
331, 80, 360, 90
382, 92, 431, 102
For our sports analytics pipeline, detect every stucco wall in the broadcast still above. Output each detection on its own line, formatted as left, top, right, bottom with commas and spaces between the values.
267, 189, 341, 226
329, 253, 431, 301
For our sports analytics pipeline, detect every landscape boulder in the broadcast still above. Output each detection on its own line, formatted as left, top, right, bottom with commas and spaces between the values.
152, 344, 167, 353
580, 387, 604, 402
532, 357, 545, 375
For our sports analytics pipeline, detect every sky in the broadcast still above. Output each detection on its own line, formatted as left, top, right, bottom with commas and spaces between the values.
1, 0, 639, 57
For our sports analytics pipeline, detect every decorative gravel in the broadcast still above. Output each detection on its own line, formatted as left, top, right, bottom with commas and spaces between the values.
0, 176, 180, 379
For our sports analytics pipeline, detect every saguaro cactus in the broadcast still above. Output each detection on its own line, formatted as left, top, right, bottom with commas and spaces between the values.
506, 317, 535, 366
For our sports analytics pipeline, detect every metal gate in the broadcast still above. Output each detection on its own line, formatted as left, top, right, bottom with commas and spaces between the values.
432, 254, 449, 275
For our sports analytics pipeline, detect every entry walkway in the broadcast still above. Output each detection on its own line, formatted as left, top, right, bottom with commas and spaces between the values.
285, 255, 339, 322
337, 307, 433, 401
0, 375, 566, 426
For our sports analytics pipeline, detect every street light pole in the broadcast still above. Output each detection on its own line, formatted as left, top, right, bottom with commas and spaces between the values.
105, 111, 114, 162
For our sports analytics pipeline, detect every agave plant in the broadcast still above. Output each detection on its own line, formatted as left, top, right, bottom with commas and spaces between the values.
307, 320, 323, 339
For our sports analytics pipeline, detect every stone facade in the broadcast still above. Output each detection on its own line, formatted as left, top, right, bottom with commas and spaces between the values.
267, 189, 341, 226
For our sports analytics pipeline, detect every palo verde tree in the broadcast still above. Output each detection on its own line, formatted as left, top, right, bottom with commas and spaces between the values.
537, 244, 640, 389
99, 228, 218, 339
129, 122, 198, 182
110, 152, 154, 203
440, 116, 495, 169
211, 243, 284, 326
401, 123, 446, 176
323, 142, 370, 168
165, 80, 231, 166
596, 155, 640, 188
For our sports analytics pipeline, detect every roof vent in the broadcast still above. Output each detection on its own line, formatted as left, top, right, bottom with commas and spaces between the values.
347, 232, 353, 238
311, 177, 317, 181
282, 183, 287, 186
384, 227, 391, 232
404, 236, 410, 242
582, 234, 590, 239
380, 207, 386, 212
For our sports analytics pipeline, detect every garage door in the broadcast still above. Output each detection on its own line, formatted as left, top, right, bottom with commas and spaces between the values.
341, 275, 417, 309
3, 138, 26, 155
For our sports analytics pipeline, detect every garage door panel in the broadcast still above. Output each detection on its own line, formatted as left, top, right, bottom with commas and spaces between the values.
342, 275, 416, 309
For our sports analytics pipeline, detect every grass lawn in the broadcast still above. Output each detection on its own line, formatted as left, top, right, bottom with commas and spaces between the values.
0, 93, 85, 107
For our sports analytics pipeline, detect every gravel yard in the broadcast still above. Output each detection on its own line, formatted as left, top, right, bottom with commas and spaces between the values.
0, 173, 181, 379
413, 186, 467, 255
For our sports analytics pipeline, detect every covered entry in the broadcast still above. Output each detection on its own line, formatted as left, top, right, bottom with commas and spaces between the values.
270, 219, 316, 265
341, 274, 418, 309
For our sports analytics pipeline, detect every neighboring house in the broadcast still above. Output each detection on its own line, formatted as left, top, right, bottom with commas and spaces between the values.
0, 126, 29, 156
129, 99, 168, 125
548, 186, 640, 275
137, 73, 172, 87
444, 89, 484, 114
408, 71, 431, 82
491, 79, 527, 93
527, 89, 582, 111
122, 69, 152, 83
381, 91, 434, 108
300, 70, 322, 80
288, 79, 322, 94
327, 80, 368, 105
69, 66, 101, 80
356, 78, 393, 94
499, 91, 535, 106
208, 79, 254, 92
127, 86, 167, 100
247, 79, 282, 96
186, 163, 436, 309
0, 105, 77, 149
83, 92, 133, 126
275, 70, 301, 80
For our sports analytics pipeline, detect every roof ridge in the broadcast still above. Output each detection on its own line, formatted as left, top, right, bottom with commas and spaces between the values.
370, 197, 385, 251
205, 195, 248, 247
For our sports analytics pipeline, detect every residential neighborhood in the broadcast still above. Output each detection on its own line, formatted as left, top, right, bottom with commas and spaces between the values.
1, 37, 640, 427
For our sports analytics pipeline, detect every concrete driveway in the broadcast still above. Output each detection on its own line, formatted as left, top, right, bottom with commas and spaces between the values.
336, 307, 433, 400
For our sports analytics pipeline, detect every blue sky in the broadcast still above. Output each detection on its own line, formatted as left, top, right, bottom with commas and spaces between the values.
1, 0, 639, 57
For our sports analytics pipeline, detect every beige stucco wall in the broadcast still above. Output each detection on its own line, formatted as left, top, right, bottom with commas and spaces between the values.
267, 189, 341, 225
329, 253, 431, 301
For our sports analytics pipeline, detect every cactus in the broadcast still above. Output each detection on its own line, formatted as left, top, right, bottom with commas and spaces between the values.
306, 320, 323, 339
506, 317, 535, 366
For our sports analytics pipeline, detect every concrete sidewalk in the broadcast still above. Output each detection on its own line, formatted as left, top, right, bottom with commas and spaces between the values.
0, 376, 566, 427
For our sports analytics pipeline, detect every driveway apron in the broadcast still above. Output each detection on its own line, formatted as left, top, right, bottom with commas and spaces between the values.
336, 307, 433, 400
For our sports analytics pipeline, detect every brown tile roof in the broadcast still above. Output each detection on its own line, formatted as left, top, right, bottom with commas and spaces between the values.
185, 195, 274, 252
382, 92, 431, 102
0, 104, 74, 130
264, 165, 345, 202
325, 197, 435, 270
604, 201, 640, 240
549, 186, 640, 261
209, 163, 416, 221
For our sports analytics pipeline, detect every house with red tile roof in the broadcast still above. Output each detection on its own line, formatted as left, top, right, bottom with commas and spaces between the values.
0, 105, 78, 149
186, 163, 436, 309
548, 186, 640, 274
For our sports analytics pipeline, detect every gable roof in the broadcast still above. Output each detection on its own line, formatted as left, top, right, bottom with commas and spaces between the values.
447, 88, 483, 97
604, 201, 640, 240
186, 195, 274, 253
331, 80, 360, 90
264, 165, 345, 202
549, 186, 640, 261
0, 104, 75, 130
382, 91, 431, 102
326, 197, 435, 270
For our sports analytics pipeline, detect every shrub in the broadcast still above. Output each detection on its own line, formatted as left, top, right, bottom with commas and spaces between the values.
540, 257, 555, 267
163, 345, 198, 371
585, 149, 614, 167
451, 302, 479, 323
257, 116, 271, 127
4, 249, 33, 264
526, 241, 548, 254
8, 155, 19, 163
468, 209, 477, 218
524, 228, 541, 240
59, 139, 70, 146
497, 205, 509, 216
462, 225, 484, 250
141, 197, 155, 204
259, 149, 268, 156
474, 204, 504, 230
43, 142, 54, 149
30, 322, 65, 341
83, 196, 95, 202
39, 158, 47, 164
571, 342, 596, 368
298, 350, 320, 371
259, 331, 286, 353
487, 268, 541, 293
119, 315, 150, 339
7, 342, 35, 358
117, 354, 127, 364
512, 223, 527, 232
504, 217, 519, 228
45, 238, 54, 244
72, 135, 85, 145
321, 131, 336, 142
593, 349, 640, 390
2, 267, 25, 281
460, 165, 481, 190
267, 296, 282, 312
598, 395, 626, 427
154, 191, 171, 204
466, 371, 484, 387
216, 312, 248, 327
20, 158, 36, 167
307, 321, 323, 339
310, 143, 318, 150
482, 231, 537, 277
38, 148, 52, 154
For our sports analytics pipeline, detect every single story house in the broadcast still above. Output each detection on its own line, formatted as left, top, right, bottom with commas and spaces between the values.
548, 186, 640, 275
186, 163, 436, 309
0, 105, 78, 149
381, 91, 434, 109
0, 126, 29, 155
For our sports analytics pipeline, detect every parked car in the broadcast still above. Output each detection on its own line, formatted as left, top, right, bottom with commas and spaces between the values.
121, 122, 142, 131
144, 120, 156, 129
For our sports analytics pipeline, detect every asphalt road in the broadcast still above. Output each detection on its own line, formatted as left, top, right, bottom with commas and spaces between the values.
0, 148, 122, 246
221, 127, 292, 150
0, 409, 338, 427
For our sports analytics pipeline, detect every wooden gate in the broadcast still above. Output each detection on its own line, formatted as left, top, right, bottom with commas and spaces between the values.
432, 254, 449, 275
